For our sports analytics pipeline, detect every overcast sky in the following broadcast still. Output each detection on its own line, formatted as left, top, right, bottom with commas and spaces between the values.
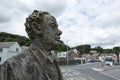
0, 0, 120, 49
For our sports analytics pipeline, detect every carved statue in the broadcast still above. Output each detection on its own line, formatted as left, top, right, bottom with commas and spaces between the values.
1, 10, 63, 80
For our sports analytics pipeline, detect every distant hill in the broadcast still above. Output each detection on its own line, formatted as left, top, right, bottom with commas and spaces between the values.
0, 32, 70, 52
0, 32, 31, 46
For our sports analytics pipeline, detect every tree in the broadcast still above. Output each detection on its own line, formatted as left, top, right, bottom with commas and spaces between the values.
113, 46, 120, 64
113, 46, 120, 53
103, 49, 113, 53
94, 46, 103, 53
75, 44, 91, 54
54, 41, 70, 53
4, 37, 18, 42
0, 32, 31, 46
84, 44, 91, 53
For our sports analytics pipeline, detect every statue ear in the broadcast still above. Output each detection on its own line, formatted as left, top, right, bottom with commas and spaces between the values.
31, 22, 42, 35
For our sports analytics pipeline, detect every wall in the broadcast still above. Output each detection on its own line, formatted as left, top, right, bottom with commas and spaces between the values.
0, 48, 8, 64
8, 43, 22, 59
0, 42, 22, 65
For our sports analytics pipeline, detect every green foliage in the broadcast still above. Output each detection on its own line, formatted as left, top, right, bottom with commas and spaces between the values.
103, 49, 113, 53
75, 44, 91, 54
93, 46, 103, 53
113, 46, 120, 53
0, 32, 31, 46
54, 41, 70, 53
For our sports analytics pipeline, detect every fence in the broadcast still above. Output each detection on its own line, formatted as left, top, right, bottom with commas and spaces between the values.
58, 59, 86, 65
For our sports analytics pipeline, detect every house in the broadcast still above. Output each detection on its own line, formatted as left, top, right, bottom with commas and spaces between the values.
92, 53, 100, 60
57, 52, 67, 59
0, 42, 22, 65
57, 49, 79, 60
90, 50, 97, 54
82, 54, 91, 60
57, 49, 83, 65
68, 49, 79, 60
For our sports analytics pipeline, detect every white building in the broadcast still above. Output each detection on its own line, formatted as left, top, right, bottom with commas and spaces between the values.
57, 52, 67, 58
90, 50, 97, 54
0, 42, 22, 65
57, 49, 79, 59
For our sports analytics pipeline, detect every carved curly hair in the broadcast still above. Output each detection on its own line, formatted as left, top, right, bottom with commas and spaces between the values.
24, 10, 49, 40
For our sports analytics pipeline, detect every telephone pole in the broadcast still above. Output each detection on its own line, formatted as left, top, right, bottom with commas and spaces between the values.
66, 40, 69, 65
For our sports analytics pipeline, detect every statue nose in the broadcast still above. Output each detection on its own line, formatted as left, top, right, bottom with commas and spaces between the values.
57, 29, 62, 35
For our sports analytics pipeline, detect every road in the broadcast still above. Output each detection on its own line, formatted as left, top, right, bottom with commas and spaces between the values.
61, 62, 118, 80
78, 69, 116, 80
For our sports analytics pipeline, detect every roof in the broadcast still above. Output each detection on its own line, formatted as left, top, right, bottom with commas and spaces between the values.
0, 42, 17, 48
92, 53, 100, 56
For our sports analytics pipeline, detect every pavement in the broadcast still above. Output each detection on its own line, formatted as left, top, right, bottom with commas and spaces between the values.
92, 64, 120, 72
60, 63, 101, 80
61, 63, 120, 80
61, 68, 94, 80
99, 65, 120, 80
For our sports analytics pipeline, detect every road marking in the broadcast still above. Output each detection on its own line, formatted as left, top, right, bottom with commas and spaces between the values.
88, 76, 95, 80
92, 68, 104, 72
62, 69, 95, 80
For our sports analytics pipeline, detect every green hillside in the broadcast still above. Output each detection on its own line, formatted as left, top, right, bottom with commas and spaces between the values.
0, 32, 31, 46
0, 32, 70, 52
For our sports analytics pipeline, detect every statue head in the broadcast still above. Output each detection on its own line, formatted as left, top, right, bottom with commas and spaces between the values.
24, 10, 62, 50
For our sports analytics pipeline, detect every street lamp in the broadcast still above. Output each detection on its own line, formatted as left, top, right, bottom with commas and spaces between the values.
66, 40, 69, 65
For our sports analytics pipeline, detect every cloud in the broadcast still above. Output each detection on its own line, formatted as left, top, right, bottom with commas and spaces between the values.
58, 0, 120, 48
35, 0, 66, 16
0, 14, 11, 23
0, 0, 120, 49
0, 0, 67, 35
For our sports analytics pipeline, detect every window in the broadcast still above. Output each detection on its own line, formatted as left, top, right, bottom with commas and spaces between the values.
63, 54, 66, 56
16, 48, 19, 52
59, 54, 61, 56
0, 48, 3, 52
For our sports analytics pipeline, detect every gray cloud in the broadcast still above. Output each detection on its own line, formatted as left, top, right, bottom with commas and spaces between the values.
0, 0, 28, 23
35, 0, 66, 16
0, 0, 67, 35
0, 15, 11, 23
0, 0, 120, 49
0, 0, 66, 23
96, 32, 120, 45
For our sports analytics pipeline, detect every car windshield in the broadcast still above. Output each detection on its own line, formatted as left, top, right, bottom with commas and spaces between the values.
105, 57, 113, 61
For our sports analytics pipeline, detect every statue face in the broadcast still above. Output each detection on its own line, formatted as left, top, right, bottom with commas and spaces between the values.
41, 15, 62, 46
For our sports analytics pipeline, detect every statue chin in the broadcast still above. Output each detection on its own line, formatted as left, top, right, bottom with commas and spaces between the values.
54, 40, 62, 46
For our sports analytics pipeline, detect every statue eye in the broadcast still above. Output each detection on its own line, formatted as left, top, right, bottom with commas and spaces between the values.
50, 23, 56, 29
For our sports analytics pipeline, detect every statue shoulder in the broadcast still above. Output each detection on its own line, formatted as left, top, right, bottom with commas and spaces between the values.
1, 50, 32, 80
3, 49, 30, 69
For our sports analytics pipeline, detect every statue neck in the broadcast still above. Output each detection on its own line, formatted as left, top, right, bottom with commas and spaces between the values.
32, 39, 51, 54
29, 40, 56, 64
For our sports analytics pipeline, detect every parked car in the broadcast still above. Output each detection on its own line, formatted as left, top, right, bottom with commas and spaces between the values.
113, 61, 120, 65
104, 56, 115, 66
88, 59, 98, 63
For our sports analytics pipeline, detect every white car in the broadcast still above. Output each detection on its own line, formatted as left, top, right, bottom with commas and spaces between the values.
105, 61, 113, 66
104, 56, 114, 66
